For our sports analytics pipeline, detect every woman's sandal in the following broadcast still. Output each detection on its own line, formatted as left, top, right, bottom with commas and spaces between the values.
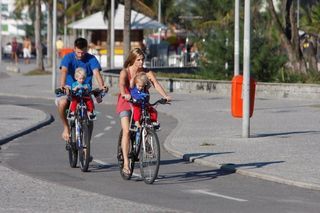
122, 168, 131, 176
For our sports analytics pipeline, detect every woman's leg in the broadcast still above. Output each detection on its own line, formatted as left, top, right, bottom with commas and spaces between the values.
120, 115, 131, 172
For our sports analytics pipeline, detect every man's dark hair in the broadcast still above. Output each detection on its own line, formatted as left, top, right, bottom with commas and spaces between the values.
74, 38, 88, 50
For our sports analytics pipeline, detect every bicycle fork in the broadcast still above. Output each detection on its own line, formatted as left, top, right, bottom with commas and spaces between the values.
75, 120, 82, 149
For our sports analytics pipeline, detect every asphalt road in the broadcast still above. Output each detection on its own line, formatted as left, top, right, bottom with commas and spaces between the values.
2, 96, 320, 213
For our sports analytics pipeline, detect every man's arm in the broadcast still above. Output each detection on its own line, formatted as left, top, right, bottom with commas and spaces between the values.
60, 66, 68, 88
93, 69, 106, 90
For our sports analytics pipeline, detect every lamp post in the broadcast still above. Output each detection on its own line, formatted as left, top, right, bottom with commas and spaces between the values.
52, 0, 57, 91
0, 0, 2, 65
234, 0, 240, 76
242, 0, 251, 138
158, 0, 161, 44
110, 0, 115, 68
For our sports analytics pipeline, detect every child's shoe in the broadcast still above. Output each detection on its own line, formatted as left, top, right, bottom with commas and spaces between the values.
67, 112, 75, 120
152, 121, 160, 130
88, 112, 96, 120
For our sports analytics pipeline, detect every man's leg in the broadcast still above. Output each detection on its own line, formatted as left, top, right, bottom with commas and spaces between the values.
57, 97, 70, 141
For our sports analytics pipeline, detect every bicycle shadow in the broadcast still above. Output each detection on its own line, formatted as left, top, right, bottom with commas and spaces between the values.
156, 153, 285, 185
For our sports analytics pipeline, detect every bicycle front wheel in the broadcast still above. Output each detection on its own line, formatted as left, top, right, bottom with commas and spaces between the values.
78, 121, 90, 172
139, 128, 160, 184
68, 121, 78, 168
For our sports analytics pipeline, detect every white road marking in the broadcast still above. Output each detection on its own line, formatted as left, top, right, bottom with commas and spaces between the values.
110, 120, 116, 125
106, 115, 114, 119
187, 189, 248, 202
94, 133, 105, 138
104, 126, 112, 131
93, 159, 113, 167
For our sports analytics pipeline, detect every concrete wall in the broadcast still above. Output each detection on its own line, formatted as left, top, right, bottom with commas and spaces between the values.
102, 73, 320, 100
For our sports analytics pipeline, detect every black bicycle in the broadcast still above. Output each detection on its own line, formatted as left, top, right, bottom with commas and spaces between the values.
117, 97, 169, 184
56, 87, 105, 172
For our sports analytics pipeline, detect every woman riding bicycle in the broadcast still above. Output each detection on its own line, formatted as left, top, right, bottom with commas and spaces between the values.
116, 48, 171, 176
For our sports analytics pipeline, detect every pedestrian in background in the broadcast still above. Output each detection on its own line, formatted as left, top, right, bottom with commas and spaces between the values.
11, 37, 18, 64
23, 36, 32, 64
56, 37, 64, 58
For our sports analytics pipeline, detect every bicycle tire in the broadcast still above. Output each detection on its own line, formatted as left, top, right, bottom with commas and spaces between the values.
117, 130, 135, 180
139, 128, 160, 184
68, 122, 78, 168
79, 121, 90, 172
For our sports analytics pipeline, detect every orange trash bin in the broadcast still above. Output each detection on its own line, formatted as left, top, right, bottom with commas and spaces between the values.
59, 48, 73, 58
231, 75, 256, 118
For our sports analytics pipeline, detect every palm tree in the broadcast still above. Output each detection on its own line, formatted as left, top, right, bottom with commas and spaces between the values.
123, 0, 131, 60
35, 0, 44, 70
267, 0, 307, 74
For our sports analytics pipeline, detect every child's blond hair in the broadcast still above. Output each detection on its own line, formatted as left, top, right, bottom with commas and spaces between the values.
74, 67, 87, 79
134, 72, 148, 86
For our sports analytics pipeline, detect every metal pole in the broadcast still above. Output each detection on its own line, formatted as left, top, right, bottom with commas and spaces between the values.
242, 0, 251, 138
110, 0, 115, 68
63, 0, 67, 46
158, 0, 161, 44
52, 0, 57, 91
234, 0, 240, 76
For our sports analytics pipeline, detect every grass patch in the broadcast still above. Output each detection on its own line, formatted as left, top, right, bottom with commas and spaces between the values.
23, 69, 51, 76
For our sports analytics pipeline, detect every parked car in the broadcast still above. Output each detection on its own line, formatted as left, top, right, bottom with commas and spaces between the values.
3, 42, 23, 58
31, 42, 47, 57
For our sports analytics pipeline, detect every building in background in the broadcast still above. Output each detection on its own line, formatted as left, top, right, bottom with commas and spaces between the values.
1, 0, 31, 43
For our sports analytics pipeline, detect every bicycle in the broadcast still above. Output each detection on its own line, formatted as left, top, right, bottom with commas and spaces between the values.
56, 87, 105, 172
117, 97, 169, 184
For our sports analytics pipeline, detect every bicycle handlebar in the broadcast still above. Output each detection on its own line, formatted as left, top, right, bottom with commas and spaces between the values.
55, 87, 107, 98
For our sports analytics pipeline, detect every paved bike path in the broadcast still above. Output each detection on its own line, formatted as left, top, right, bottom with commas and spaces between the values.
1, 63, 320, 212
0, 65, 181, 212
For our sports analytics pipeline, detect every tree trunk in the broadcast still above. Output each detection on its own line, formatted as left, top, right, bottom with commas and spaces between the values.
123, 0, 132, 60
267, 0, 307, 74
35, 0, 44, 71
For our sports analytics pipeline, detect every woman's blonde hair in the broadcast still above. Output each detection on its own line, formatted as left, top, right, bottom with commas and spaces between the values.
74, 67, 87, 79
123, 48, 145, 68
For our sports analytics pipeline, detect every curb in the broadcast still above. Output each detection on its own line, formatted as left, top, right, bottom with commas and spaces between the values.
0, 112, 54, 146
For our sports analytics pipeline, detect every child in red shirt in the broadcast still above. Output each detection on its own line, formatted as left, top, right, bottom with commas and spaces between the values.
68, 67, 95, 120
130, 72, 158, 128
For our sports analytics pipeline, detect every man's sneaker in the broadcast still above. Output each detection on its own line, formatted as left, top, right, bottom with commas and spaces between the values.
67, 112, 75, 120
88, 112, 96, 120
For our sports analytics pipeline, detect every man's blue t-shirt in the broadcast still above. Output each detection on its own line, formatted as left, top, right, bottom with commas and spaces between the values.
60, 52, 101, 87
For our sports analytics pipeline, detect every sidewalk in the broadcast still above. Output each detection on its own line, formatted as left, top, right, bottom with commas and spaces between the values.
1, 60, 320, 199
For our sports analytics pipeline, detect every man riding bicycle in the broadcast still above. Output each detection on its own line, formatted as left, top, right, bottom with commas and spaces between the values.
56, 37, 107, 143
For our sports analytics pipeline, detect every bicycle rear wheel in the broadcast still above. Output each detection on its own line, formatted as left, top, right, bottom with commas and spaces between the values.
68, 121, 78, 168
139, 128, 160, 184
78, 121, 90, 172
117, 130, 135, 180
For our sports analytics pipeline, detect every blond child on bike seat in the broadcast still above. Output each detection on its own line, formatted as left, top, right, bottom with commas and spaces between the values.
130, 72, 159, 128
68, 67, 96, 120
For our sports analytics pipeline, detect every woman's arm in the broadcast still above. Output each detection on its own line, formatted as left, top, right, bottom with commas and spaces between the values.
146, 71, 171, 101
119, 69, 131, 100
